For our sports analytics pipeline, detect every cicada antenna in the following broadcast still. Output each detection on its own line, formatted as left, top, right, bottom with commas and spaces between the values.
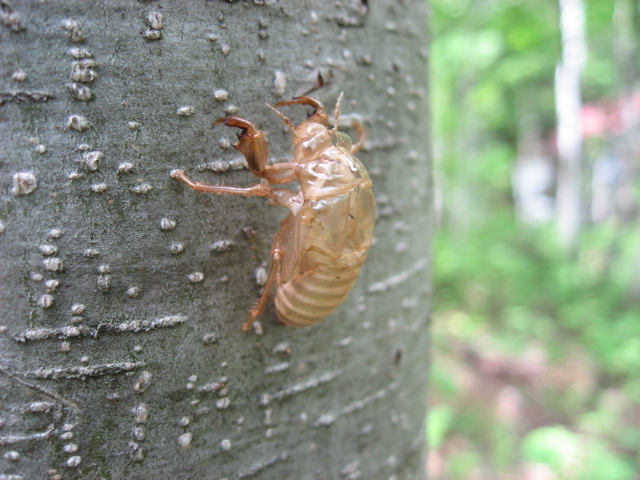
331, 92, 344, 136
266, 103, 296, 134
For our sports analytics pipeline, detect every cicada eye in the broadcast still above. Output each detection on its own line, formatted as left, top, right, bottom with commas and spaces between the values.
334, 131, 352, 150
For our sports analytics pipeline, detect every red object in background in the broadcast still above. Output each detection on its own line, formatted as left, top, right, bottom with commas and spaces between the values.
580, 93, 639, 138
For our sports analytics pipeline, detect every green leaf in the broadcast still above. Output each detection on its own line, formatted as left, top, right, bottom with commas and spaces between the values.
427, 405, 455, 450
522, 426, 581, 470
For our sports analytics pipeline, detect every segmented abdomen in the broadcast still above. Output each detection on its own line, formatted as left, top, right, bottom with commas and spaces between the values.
275, 262, 364, 327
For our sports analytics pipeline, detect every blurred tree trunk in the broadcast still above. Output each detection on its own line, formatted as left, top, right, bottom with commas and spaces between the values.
555, 0, 586, 254
612, 0, 640, 298
0, 2, 431, 479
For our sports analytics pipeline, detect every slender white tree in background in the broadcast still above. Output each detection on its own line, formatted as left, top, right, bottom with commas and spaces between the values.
555, 0, 587, 253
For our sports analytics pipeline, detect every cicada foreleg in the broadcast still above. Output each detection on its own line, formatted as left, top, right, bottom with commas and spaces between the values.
274, 96, 328, 126
218, 116, 299, 185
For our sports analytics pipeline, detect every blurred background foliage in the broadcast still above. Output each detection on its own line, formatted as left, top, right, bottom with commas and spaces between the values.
429, 0, 640, 478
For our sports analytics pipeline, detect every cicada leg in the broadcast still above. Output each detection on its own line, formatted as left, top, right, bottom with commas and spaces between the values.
216, 117, 269, 177
217, 116, 298, 184
170, 170, 298, 208
335, 113, 367, 154
349, 116, 367, 154
274, 96, 328, 126
242, 216, 291, 331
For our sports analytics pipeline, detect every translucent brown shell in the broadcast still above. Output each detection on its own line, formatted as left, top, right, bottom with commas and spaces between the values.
171, 95, 374, 330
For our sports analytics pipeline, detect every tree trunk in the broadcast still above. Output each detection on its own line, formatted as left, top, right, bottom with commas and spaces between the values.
555, 0, 586, 254
0, 2, 431, 479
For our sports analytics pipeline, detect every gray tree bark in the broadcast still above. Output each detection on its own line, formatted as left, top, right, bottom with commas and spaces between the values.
0, 2, 431, 479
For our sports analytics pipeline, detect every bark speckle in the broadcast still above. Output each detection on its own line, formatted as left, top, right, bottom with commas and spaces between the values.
69, 59, 98, 82
3, 451, 19, 462
48, 228, 63, 239
202, 333, 218, 344
61, 19, 84, 43
0, 90, 53, 104
260, 370, 341, 406
274, 70, 286, 98
37, 294, 54, 308
210, 239, 235, 253
132, 183, 153, 194
81, 150, 104, 172
42, 257, 63, 272
187, 271, 204, 283
146, 11, 163, 30
66, 114, 90, 132
132, 426, 145, 441
63, 443, 78, 453
66, 455, 81, 467
264, 362, 290, 374
90, 182, 108, 193
67, 82, 93, 101
159, 217, 177, 230
178, 416, 190, 426
68, 47, 92, 59
44, 279, 59, 292
143, 28, 162, 41
224, 104, 239, 115
176, 105, 195, 117
126, 286, 142, 298
134, 404, 149, 424
170, 242, 185, 254
39, 244, 57, 256
214, 89, 228, 101
255, 265, 268, 286
117, 162, 135, 173
11, 70, 26, 81
197, 157, 247, 172
272, 342, 290, 354
0, 0, 25, 32
11, 172, 37, 196
178, 432, 192, 449
251, 320, 264, 335
129, 442, 145, 461
133, 371, 153, 393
